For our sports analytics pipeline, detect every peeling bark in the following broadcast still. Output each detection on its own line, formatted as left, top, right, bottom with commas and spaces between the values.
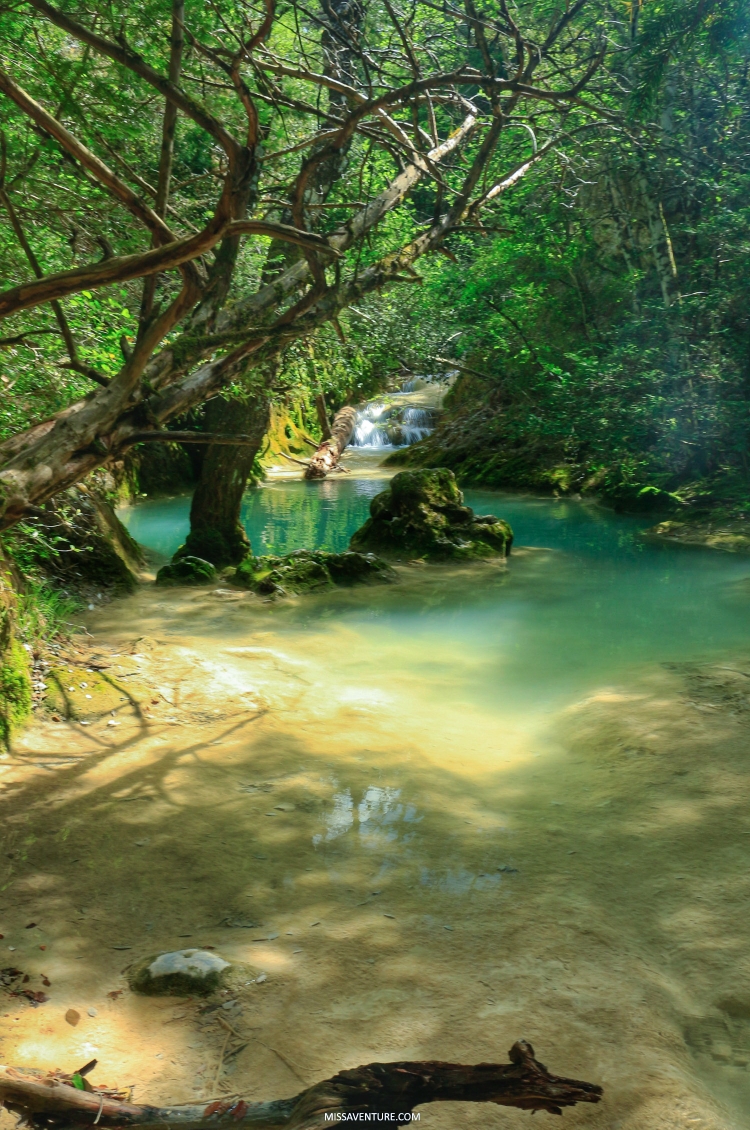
304, 405, 357, 478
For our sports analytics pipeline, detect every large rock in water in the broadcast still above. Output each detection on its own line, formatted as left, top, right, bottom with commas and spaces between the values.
350, 468, 513, 560
129, 949, 231, 996
233, 549, 393, 596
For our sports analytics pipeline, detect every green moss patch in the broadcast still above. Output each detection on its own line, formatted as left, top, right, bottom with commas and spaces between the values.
0, 638, 32, 745
233, 549, 394, 596
156, 556, 217, 586
350, 468, 513, 561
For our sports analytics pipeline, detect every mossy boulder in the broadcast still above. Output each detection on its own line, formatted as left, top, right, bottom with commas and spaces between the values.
173, 526, 249, 569
155, 556, 217, 586
350, 468, 513, 560
233, 549, 393, 596
129, 949, 231, 996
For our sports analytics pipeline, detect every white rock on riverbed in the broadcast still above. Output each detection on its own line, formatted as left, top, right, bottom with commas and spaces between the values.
130, 948, 231, 996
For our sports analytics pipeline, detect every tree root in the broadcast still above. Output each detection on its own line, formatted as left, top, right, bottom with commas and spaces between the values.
0, 1041, 602, 1128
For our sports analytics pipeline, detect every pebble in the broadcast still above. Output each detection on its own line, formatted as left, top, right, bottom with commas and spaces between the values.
88, 1008, 97, 1017
256, 973, 267, 983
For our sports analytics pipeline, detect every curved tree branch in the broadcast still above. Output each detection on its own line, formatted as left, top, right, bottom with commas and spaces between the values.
0, 221, 335, 318
0, 70, 175, 243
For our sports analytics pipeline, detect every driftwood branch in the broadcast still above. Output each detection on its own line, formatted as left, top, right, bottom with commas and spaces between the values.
0, 1042, 602, 1128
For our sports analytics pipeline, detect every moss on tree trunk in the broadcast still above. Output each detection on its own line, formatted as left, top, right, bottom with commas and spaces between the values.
0, 550, 31, 745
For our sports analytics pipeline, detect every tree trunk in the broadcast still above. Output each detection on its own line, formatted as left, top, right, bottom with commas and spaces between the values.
0, 1041, 602, 1127
304, 405, 357, 479
179, 395, 270, 567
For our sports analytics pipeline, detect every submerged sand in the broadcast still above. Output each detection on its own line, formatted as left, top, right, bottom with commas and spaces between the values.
1, 569, 750, 1129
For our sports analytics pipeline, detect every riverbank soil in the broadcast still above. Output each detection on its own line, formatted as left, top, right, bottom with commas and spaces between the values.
2, 574, 750, 1128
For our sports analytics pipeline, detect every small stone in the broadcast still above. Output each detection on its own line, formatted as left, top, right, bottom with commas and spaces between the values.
65, 1008, 80, 1026
256, 973, 267, 983
87, 1007, 97, 1017
129, 949, 231, 996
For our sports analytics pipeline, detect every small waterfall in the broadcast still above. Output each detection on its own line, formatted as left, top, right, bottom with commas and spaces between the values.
350, 376, 445, 449
352, 403, 394, 448
400, 407, 433, 445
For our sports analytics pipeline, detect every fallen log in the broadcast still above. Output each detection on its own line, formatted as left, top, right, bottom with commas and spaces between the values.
303, 406, 357, 480
0, 1042, 601, 1128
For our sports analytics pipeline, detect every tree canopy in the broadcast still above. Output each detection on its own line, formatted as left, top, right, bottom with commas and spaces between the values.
0, 0, 608, 530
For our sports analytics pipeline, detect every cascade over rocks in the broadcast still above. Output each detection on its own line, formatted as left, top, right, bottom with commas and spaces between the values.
350, 468, 513, 560
233, 549, 394, 596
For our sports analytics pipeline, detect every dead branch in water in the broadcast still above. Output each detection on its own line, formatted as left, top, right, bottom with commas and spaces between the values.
0, 1041, 602, 1127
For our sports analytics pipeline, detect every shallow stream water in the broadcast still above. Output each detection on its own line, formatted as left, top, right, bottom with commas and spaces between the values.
4, 458, 750, 1129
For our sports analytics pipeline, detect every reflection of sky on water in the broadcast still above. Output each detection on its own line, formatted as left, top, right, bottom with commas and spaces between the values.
313, 785, 422, 847
419, 867, 502, 894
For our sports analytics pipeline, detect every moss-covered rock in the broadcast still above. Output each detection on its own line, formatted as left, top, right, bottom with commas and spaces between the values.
233, 548, 393, 596
644, 519, 750, 553
0, 638, 32, 745
173, 526, 249, 570
155, 556, 217, 586
350, 468, 513, 560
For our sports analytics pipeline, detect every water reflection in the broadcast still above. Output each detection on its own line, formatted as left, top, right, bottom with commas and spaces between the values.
313, 785, 422, 848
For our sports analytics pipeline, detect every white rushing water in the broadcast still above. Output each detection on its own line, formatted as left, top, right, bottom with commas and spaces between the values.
350, 374, 452, 449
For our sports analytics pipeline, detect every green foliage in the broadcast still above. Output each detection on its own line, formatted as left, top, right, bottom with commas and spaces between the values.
0, 636, 32, 745
15, 582, 81, 647
376, 3, 750, 511
2, 0, 749, 525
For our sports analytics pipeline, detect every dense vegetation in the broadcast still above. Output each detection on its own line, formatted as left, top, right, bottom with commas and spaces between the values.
1, 0, 749, 733
384, 1, 750, 515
